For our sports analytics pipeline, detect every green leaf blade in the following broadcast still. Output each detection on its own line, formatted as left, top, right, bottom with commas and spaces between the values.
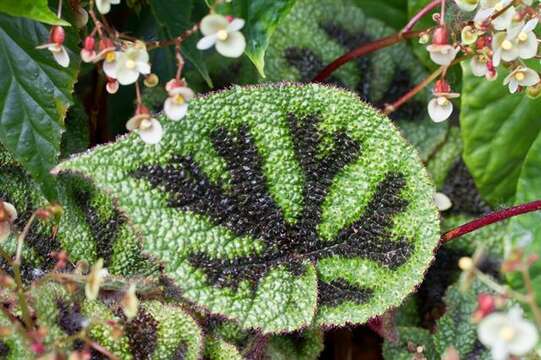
0, 14, 79, 199
0, 0, 69, 26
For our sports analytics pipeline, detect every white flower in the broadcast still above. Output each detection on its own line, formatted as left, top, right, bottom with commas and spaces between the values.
428, 93, 459, 122
37, 26, 70, 68
503, 66, 540, 93
197, 14, 246, 58
426, 44, 459, 66
103, 42, 151, 85
96, 0, 120, 15
0, 201, 17, 243
455, 0, 480, 12
126, 111, 164, 145
81, 36, 96, 63
474, 0, 515, 30
85, 259, 108, 301
492, 30, 520, 66
478, 307, 538, 360
434, 192, 452, 211
164, 80, 194, 121
514, 19, 539, 59
471, 55, 489, 77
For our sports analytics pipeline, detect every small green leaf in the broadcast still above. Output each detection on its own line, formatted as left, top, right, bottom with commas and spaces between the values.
0, 14, 79, 200
460, 65, 541, 205
265, 329, 324, 360
0, 0, 70, 26
57, 83, 440, 333
383, 327, 437, 360
231, 0, 297, 77
150, 0, 213, 87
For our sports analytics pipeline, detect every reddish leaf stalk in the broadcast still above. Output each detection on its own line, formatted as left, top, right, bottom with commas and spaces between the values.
312, 31, 422, 82
441, 200, 541, 244
402, 0, 442, 33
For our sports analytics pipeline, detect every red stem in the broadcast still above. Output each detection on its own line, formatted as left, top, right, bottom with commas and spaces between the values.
402, 0, 441, 33
441, 200, 541, 244
312, 31, 421, 83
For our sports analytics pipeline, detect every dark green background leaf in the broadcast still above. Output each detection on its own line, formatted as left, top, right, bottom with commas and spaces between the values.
353, 0, 407, 29
460, 65, 541, 205
150, 0, 213, 87
231, 0, 297, 76
0, 14, 79, 199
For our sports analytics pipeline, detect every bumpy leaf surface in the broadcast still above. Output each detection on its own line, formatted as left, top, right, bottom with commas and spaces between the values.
58, 83, 440, 333
263, 0, 448, 161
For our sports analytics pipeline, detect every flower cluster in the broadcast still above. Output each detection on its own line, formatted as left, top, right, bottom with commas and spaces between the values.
424, 0, 541, 123
36, 0, 246, 146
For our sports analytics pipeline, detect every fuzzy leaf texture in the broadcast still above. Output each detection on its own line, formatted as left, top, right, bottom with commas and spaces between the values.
0, 13, 79, 200
263, 0, 448, 162
57, 83, 440, 333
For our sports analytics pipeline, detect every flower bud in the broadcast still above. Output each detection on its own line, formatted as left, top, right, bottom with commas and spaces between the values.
432, 26, 449, 45
434, 79, 452, 94
50, 26, 65, 46
84, 36, 95, 51
458, 256, 474, 271
461, 26, 478, 45
144, 73, 159, 88
527, 82, 541, 99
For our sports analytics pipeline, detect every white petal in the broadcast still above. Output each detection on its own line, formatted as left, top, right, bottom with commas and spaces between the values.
492, 7, 515, 30
200, 14, 229, 36
227, 18, 245, 32
106, 80, 119, 94
521, 69, 540, 87
102, 57, 118, 78
51, 46, 70, 68
509, 78, 519, 93
96, 0, 111, 14
478, 313, 508, 346
0, 222, 11, 243
490, 341, 510, 360
427, 45, 458, 66
135, 46, 149, 64
471, 57, 488, 76
434, 192, 452, 211
508, 321, 539, 355
523, 18, 538, 33
455, 0, 479, 11
3, 202, 17, 221
168, 86, 195, 100
116, 67, 139, 85
137, 61, 151, 75
81, 49, 96, 63
492, 48, 502, 67
474, 8, 493, 24
501, 47, 519, 62
197, 35, 217, 50
216, 31, 246, 58
164, 98, 189, 121
139, 119, 163, 145
111, 0, 121, 3
428, 97, 453, 123
503, 71, 513, 85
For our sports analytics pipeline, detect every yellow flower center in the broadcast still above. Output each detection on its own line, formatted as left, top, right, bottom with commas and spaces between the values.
501, 39, 513, 50
515, 71, 526, 81
518, 32, 528, 42
140, 118, 152, 130
105, 51, 116, 63
125, 59, 136, 69
436, 96, 449, 106
465, 0, 478, 4
174, 94, 186, 105
499, 326, 516, 341
216, 29, 229, 41
494, 2, 504, 11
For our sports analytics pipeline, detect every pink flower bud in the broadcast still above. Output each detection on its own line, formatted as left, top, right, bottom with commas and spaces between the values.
50, 26, 65, 46
432, 26, 449, 45
477, 293, 495, 315
434, 79, 451, 94
225, 15, 234, 23
84, 36, 95, 51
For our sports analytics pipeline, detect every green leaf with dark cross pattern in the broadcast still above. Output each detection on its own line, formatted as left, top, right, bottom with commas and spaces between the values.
0, 147, 156, 280
263, 0, 448, 161
56, 83, 440, 333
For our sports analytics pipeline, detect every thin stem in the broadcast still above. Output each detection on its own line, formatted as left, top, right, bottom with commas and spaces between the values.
146, 24, 199, 50
57, 0, 63, 18
520, 266, 541, 328
312, 30, 422, 82
475, 270, 529, 302
402, 0, 441, 33
383, 67, 443, 115
441, 200, 541, 244
13, 266, 33, 329
440, 0, 445, 25
15, 214, 35, 265
135, 81, 142, 106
